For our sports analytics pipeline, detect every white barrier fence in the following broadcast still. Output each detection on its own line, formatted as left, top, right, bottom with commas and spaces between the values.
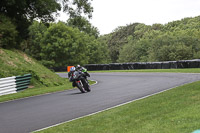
0, 74, 31, 96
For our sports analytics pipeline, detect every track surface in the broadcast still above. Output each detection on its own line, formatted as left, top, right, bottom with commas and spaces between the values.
0, 72, 200, 133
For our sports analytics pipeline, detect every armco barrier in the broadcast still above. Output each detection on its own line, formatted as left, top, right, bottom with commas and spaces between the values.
0, 74, 31, 96
84, 59, 200, 71
48, 59, 200, 72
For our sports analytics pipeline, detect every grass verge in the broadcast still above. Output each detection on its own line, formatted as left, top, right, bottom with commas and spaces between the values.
0, 48, 67, 87
88, 68, 200, 73
37, 80, 200, 133
0, 80, 96, 103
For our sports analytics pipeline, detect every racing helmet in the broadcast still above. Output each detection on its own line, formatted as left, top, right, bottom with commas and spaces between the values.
76, 64, 81, 69
70, 67, 76, 72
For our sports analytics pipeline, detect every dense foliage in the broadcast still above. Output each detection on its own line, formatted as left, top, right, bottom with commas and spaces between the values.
0, 0, 111, 67
0, 14, 18, 48
0, 0, 93, 46
102, 16, 200, 63
0, 0, 199, 67
67, 16, 99, 38
22, 21, 110, 67
41, 22, 90, 67
107, 23, 140, 62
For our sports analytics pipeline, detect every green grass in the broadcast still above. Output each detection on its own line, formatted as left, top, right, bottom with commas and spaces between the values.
88, 68, 200, 73
0, 48, 96, 103
0, 48, 67, 87
38, 81, 200, 133
0, 80, 96, 103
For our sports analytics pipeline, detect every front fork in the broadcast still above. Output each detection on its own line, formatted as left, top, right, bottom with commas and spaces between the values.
76, 80, 83, 87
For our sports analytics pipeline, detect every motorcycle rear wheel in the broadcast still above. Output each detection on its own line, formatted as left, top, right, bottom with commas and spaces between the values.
81, 79, 91, 92
85, 84, 91, 92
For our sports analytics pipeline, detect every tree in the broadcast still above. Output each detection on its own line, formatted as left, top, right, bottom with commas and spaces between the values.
146, 29, 199, 61
67, 16, 99, 38
134, 23, 151, 39
118, 37, 150, 63
62, 0, 93, 19
25, 21, 108, 67
0, 0, 60, 43
0, 0, 93, 47
0, 14, 18, 48
21, 21, 47, 60
40, 22, 89, 67
157, 44, 193, 61
96, 35, 111, 64
86, 35, 111, 64
107, 23, 140, 62
102, 16, 200, 63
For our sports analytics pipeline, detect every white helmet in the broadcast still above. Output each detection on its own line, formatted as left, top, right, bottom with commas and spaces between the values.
76, 65, 81, 69
70, 67, 76, 72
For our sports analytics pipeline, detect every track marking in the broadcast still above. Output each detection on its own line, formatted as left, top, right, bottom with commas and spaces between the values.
33, 81, 193, 132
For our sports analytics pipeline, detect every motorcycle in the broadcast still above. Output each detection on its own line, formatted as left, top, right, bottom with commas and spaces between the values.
71, 71, 91, 93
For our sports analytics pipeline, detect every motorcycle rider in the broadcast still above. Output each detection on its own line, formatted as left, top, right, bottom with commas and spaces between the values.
68, 66, 77, 87
76, 64, 90, 78
68, 65, 90, 87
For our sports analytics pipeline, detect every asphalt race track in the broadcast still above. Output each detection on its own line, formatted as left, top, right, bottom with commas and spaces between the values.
0, 72, 200, 133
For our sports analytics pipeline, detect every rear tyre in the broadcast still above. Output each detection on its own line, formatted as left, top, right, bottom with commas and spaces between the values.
85, 85, 91, 92
82, 79, 91, 92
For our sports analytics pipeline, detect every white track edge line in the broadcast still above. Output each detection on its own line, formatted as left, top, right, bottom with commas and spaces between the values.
33, 81, 192, 132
